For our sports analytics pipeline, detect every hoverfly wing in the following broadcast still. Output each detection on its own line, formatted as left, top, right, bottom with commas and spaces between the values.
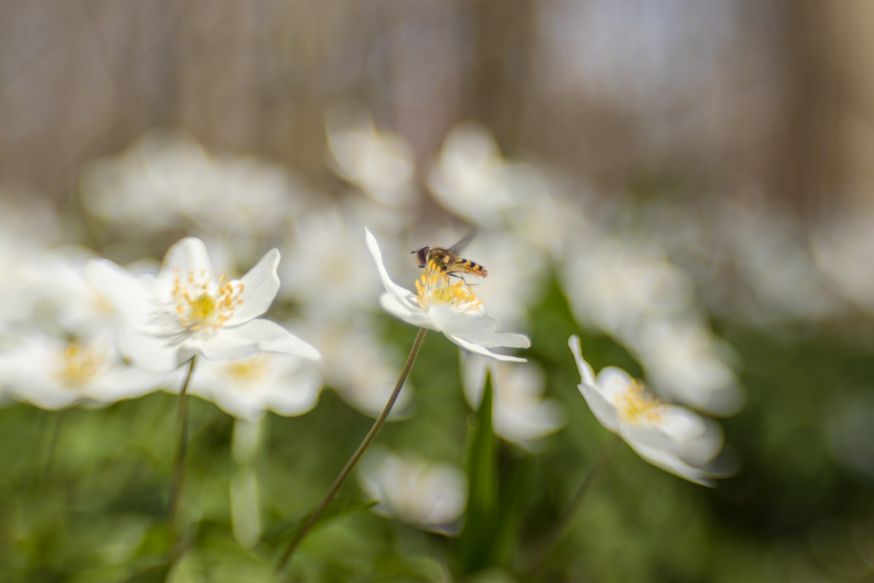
447, 230, 477, 254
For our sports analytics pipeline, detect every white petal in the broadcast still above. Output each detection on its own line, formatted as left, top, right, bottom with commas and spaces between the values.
120, 328, 189, 372
459, 352, 488, 408
380, 293, 433, 328
86, 259, 152, 324
578, 381, 620, 433
596, 367, 637, 405
160, 237, 213, 280
196, 319, 320, 361
225, 248, 281, 326
364, 227, 421, 313
479, 332, 531, 349
449, 334, 526, 363
429, 306, 497, 339
568, 335, 597, 387
625, 440, 716, 486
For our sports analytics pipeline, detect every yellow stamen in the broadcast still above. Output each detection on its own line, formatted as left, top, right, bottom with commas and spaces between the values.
55, 342, 105, 388
223, 356, 268, 383
415, 260, 482, 311
173, 268, 244, 331
618, 379, 662, 423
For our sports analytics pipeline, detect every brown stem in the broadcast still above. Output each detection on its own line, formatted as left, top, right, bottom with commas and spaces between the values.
275, 328, 428, 573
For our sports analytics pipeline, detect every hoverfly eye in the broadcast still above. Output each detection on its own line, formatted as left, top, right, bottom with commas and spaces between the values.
415, 247, 430, 268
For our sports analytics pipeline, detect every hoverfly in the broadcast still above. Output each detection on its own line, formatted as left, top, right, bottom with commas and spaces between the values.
412, 232, 488, 278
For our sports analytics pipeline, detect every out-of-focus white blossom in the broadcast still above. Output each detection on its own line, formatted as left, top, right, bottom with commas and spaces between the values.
813, 210, 874, 316
88, 237, 320, 372
189, 353, 321, 422
451, 230, 547, 328
427, 123, 522, 227
366, 228, 530, 362
0, 332, 165, 409
293, 317, 413, 418
80, 131, 302, 237
326, 105, 416, 207
635, 319, 742, 416
279, 207, 382, 316
358, 449, 467, 532
569, 335, 728, 486
561, 235, 695, 340
461, 354, 565, 448
714, 198, 841, 322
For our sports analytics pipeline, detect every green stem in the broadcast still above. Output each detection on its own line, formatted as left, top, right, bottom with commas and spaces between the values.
523, 435, 620, 578
168, 355, 198, 529
275, 328, 428, 573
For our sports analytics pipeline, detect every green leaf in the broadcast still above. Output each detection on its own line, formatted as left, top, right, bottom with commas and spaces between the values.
457, 370, 497, 572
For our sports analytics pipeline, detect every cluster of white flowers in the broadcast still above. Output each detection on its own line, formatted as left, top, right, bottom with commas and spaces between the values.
18, 113, 859, 547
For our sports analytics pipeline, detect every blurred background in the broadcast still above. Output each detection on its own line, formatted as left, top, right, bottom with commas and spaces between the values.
1, 1, 874, 581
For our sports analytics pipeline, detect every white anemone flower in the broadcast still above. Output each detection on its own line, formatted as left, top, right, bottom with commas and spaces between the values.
569, 335, 727, 486
635, 319, 742, 416
0, 332, 166, 410
365, 228, 530, 363
87, 237, 320, 372
461, 354, 565, 448
326, 105, 416, 207
293, 317, 413, 418
189, 353, 321, 422
358, 449, 467, 532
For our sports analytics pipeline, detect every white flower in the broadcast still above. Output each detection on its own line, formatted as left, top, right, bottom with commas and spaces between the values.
635, 319, 742, 416
189, 353, 321, 422
568, 335, 727, 486
293, 316, 413, 418
427, 124, 521, 227
461, 354, 565, 448
365, 228, 530, 362
0, 332, 165, 410
87, 237, 320, 372
561, 235, 695, 341
80, 131, 302, 237
279, 207, 382, 316
326, 104, 416, 207
358, 449, 467, 532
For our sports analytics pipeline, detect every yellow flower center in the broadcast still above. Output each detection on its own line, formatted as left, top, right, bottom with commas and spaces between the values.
414, 260, 482, 311
618, 379, 663, 423
55, 342, 105, 388
173, 270, 244, 331
223, 356, 269, 383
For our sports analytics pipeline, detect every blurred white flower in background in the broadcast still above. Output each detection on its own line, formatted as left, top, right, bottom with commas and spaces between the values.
358, 449, 467, 532
293, 317, 413, 418
449, 231, 548, 328
427, 124, 520, 227
635, 319, 742, 416
366, 228, 530, 362
80, 131, 302, 238
279, 206, 382, 316
461, 353, 565, 448
713, 198, 841, 323
326, 104, 416, 207
561, 235, 695, 340
189, 353, 321, 422
0, 332, 166, 410
88, 237, 320, 372
569, 336, 728, 486
812, 210, 874, 316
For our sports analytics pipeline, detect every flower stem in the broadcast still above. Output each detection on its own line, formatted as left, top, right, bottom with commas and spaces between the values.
275, 327, 428, 573
523, 434, 620, 578
168, 355, 198, 529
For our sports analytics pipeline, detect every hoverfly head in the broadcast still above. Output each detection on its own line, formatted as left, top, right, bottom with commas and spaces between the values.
412, 246, 430, 268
